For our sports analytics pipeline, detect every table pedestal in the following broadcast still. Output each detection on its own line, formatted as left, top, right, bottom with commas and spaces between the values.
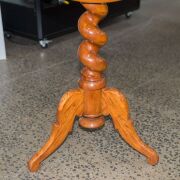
28, 1, 159, 172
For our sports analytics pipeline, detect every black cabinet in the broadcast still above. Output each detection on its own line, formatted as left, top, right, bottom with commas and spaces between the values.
0, 0, 140, 48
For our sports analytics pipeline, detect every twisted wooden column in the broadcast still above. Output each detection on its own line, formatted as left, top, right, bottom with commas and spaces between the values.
78, 3, 108, 128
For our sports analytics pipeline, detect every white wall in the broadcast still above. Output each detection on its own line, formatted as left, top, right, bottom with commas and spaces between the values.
0, 5, 6, 60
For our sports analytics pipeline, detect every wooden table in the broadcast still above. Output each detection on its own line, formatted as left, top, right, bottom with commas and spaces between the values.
28, 0, 159, 172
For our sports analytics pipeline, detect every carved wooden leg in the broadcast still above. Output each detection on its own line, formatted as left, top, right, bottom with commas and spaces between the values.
28, 89, 83, 172
102, 88, 159, 165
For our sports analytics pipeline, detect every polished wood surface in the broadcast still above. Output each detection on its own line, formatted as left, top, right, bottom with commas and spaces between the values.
78, 3, 108, 128
28, 1, 159, 172
102, 88, 159, 165
28, 89, 83, 172
74, 0, 120, 3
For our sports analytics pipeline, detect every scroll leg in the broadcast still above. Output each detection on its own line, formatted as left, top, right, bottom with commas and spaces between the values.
102, 88, 159, 165
28, 89, 83, 172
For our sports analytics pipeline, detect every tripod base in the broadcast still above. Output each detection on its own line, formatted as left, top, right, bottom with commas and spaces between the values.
28, 87, 159, 172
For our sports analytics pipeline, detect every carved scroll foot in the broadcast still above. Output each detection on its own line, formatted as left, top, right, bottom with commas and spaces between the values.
102, 88, 159, 165
28, 89, 83, 172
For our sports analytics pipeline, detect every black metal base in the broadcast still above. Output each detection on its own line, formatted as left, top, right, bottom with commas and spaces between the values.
1, 0, 140, 46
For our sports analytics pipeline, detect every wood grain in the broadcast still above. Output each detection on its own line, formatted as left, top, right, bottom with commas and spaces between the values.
28, 89, 83, 172
102, 88, 159, 165
78, 3, 108, 128
28, 1, 159, 172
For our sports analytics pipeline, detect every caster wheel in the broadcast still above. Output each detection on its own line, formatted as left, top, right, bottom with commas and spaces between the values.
125, 12, 133, 19
5, 32, 12, 39
39, 39, 50, 49
40, 43, 48, 49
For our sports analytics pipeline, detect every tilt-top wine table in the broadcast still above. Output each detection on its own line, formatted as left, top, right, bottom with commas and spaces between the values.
28, 0, 159, 172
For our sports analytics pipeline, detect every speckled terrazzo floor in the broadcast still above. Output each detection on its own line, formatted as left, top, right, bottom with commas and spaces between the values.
0, 0, 180, 179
